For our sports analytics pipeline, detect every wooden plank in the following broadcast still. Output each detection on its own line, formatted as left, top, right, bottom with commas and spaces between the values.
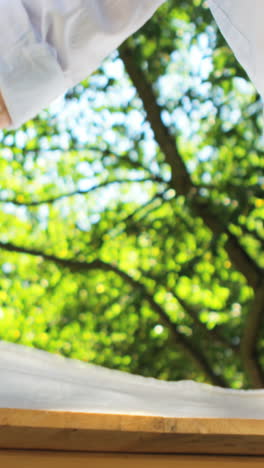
0, 450, 264, 468
1, 409, 264, 455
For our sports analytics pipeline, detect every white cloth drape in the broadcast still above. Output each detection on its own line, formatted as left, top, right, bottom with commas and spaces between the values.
1, 341, 264, 417
0, 0, 165, 129
0, 1, 261, 130
208, 0, 263, 95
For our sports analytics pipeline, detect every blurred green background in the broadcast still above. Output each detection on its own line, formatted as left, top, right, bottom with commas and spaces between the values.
0, 0, 263, 389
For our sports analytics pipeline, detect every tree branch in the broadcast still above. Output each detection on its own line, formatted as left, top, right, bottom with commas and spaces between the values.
0, 178, 160, 207
240, 280, 264, 388
0, 240, 228, 387
119, 43, 263, 290
193, 203, 263, 290
119, 45, 193, 196
173, 293, 239, 353
105, 192, 165, 240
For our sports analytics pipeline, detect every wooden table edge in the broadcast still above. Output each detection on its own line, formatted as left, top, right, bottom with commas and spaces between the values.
0, 408, 264, 435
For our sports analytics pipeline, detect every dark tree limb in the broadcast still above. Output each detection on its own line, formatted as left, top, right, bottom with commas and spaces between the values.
0, 177, 161, 207
173, 293, 239, 353
0, 240, 228, 387
119, 44, 263, 291
240, 281, 264, 388
194, 203, 262, 290
119, 45, 193, 196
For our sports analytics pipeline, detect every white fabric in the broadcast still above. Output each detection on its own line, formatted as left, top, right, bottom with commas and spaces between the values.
0, 0, 164, 130
208, 0, 263, 96
0, 1, 262, 130
1, 341, 264, 418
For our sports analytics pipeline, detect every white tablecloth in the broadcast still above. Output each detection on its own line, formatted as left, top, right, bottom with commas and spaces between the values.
0, 341, 264, 418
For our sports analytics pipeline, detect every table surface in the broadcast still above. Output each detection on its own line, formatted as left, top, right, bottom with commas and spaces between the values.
1, 408, 264, 455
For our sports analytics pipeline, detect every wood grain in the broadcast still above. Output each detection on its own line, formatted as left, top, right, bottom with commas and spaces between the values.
1, 408, 264, 455
0, 450, 264, 468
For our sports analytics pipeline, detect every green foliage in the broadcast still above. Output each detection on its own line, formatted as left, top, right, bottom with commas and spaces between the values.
0, 0, 263, 389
